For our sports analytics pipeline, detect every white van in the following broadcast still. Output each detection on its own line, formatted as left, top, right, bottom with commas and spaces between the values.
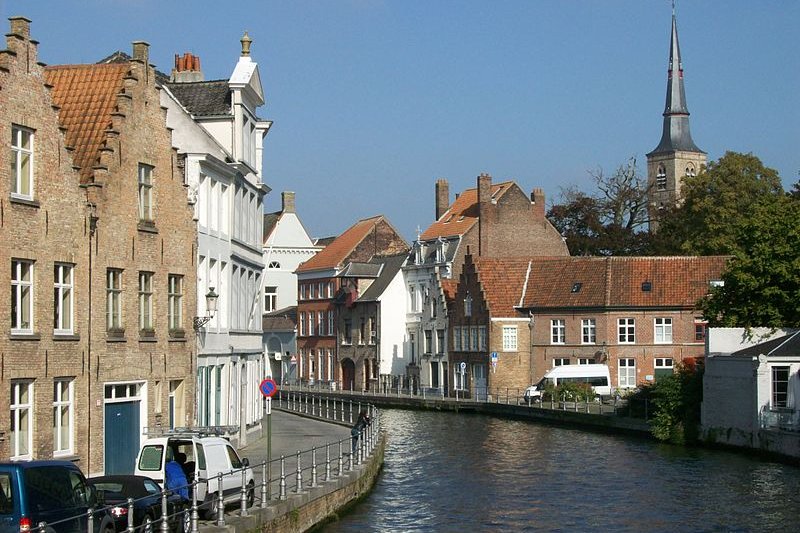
134, 429, 254, 518
523, 364, 612, 401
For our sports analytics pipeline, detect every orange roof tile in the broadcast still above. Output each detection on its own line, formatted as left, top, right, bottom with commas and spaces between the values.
440, 279, 458, 303
45, 63, 129, 182
420, 181, 513, 240
297, 216, 384, 273
473, 257, 533, 316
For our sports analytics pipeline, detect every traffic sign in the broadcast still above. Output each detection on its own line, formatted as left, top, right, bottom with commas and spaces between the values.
259, 378, 278, 398
459, 361, 467, 371
491, 351, 498, 362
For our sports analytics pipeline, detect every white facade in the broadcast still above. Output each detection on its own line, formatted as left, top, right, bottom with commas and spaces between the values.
161, 41, 270, 445
377, 266, 410, 377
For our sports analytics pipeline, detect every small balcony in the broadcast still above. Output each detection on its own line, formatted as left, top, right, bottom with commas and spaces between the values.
760, 407, 800, 432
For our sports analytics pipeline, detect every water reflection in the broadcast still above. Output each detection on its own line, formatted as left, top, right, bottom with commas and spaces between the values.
323, 410, 800, 532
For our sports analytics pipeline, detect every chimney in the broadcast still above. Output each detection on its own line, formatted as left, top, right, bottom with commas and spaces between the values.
282, 191, 296, 214
9, 16, 31, 39
132, 41, 149, 64
477, 173, 492, 257
477, 173, 492, 206
531, 187, 545, 219
170, 52, 204, 83
435, 179, 449, 220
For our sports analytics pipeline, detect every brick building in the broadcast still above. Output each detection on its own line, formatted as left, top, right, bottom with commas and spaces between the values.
45, 40, 197, 474
0, 17, 90, 464
296, 216, 408, 390
405, 173, 568, 393
450, 255, 728, 398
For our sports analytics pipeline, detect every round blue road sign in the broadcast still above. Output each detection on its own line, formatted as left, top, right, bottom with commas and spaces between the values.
259, 378, 278, 398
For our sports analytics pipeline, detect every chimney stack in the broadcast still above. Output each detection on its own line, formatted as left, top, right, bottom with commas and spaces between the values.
9, 16, 31, 39
282, 191, 296, 214
477, 173, 492, 257
170, 52, 204, 83
435, 179, 449, 220
531, 188, 545, 218
132, 41, 149, 64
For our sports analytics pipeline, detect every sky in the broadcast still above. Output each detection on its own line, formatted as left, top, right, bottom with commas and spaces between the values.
2, 0, 797, 241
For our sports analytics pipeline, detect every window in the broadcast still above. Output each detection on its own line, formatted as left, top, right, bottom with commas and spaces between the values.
327, 311, 334, 336
581, 319, 596, 344
453, 327, 461, 351
11, 259, 34, 334
685, 165, 696, 177
619, 358, 636, 388
461, 327, 469, 352
618, 318, 635, 344
656, 165, 667, 191
53, 264, 74, 333
369, 317, 376, 344
471, 326, 479, 351
772, 366, 790, 408
694, 319, 707, 342
343, 319, 352, 345
437, 329, 445, 355
167, 275, 183, 331
107, 269, 123, 331
654, 358, 674, 379
53, 378, 74, 455
268, 261, 280, 269
654, 318, 673, 344
424, 330, 432, 355
307, 312, 314, 337
551, 319, 565, 344
553, 358, 570, 367
264, 286, 277, 313
318, 282, 325, 299
11, 125, 33, 199
464, 294, 472, 317
502, 326, 517, 351
298, 312, 305, 336
138, 164, 154, 222
10, 380, 33, 459
478, 326, 486, 351
359, 318, 366, 344
578, 358, 593, 365
318, 313, 324, 336
327, 282, 334, 298
138, 272, 154, 331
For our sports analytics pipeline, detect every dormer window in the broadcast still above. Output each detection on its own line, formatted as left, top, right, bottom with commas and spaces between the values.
571, 282, 582, 293
656, 165, 667, 191
641, 281, 652, 292
414, 243, 423, 265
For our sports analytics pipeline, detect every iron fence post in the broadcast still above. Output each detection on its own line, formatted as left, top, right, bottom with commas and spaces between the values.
240, 464, 248, 517
338, 440, 344, 477
261, 460, 268, 509
127, 497, 135, 533
86, 508, 93, 533
325, 443, 331, 482
216, 473, 225, 526
295, 450, 303, 493
161, 486, 169, 533
279, 456, 287, 500
191, 478, 199, 533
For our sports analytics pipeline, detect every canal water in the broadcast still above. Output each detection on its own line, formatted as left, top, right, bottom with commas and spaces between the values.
323, 409, 800, 532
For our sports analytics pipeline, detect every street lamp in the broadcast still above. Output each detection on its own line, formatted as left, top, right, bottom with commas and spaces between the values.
193, 287, 219, 331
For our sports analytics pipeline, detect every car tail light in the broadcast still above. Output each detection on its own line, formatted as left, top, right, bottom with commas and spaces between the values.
111, 506, 128, 518
19, 517, 31, 533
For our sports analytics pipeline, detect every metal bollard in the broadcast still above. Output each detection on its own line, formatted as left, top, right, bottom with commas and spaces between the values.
38, 522, 46, 533
340, 399, 345, 422
240, 465, 248, 516
86, 508, 94, 533
295, 451, 303, 493
325, 443, 331, 482
349, 400, 353, 424
311, 447, 318, 488
338, 440, 344, 477
261, 461, 268, 509
161, 487, 169, 533
326, 397, 330, 419
127, 497, 135, 533
279, 456, 287, 500
191, 479, 199, 533
216, 473, 225, 527
348, 446, 353, 471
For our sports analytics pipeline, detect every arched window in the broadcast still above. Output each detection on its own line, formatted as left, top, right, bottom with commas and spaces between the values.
656, 165, 667, 191
685, 165, 696, 177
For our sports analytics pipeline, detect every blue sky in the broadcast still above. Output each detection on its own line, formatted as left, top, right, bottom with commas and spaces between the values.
3, 0, 797, 241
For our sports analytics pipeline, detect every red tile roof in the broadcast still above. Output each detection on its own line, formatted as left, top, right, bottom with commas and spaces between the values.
45, 63, 129, 183
297, 215, 384, 273
473, 257, 534, 315
440, 279, 458, 304
520, 256, 730, 309
420, 181, 513, 240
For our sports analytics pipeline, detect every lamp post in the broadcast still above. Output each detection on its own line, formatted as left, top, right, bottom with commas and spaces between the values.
193, 287, 219, 331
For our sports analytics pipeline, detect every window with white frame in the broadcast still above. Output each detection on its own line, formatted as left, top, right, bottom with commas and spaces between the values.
53, 264, 74, 334
502, 326, 518, 351
437, 329, 445, 355
107, 269, 123, 331
10, 380, 33, 459
307, 312, 314, 337
299, 312, 306, 336
318, 313, 325, 336
581, 318, 596, 344
694, 318, 707, 342
551, 319, 565, 344
454, 365, 466, 391
619, 358, 636, 388
464, 294, 472, 317
772, 366, 790, 408
11, 125, 34, 199
53, 378, 74, 455
369, 317, 376, 344
318, 282, 325, 299
138, 164, 154, 222
424, 330, 432, 355
453, 326, 462, 351
11, 259, 34, 334
168, 275, 183, 331
656, 165, 667, 191
578, 358, 593, 365
654, 317, 673, 344
618, 318, 635, 344
138, 272, 153, 331
327, 282, 334, 298
327, 311, 334, 336
343, 319, 352, 345
264, 286, 277, 313
471, 326, 479, 351
462, 327, 469, 352
478, 326, 486, 351
654, 358, 674, 379
553, 358, 570, 367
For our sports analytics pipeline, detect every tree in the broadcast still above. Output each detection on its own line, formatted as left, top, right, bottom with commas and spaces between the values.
699, 195, 800, 328
547, 157, 651, 255
652, 151, 785, 256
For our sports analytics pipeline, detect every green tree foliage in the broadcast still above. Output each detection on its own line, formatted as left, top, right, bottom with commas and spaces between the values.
547, 157, 651, 256
652, 151, 785, 256
699, 196, 800, 327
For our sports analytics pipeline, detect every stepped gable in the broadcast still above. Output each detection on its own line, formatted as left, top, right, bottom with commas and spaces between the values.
472, 257, 534, 316
44, 63, 128, 183
420, 181, 513, 240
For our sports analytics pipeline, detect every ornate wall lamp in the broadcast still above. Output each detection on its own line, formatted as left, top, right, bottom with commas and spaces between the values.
193, 287, 219, 331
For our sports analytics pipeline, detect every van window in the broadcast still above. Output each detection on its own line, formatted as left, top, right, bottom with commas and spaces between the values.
24, 466, 81, 510
0, 473, 13, 514
138, 444, 164, 471
196, 444, 206, 470
226, 445, 242, 469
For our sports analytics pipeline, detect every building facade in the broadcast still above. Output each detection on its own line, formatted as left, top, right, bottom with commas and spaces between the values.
163, 38, 270, 445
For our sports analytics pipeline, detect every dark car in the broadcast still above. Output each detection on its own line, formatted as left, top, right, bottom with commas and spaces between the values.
0, 460, 115, 533
87, 476, 190, 533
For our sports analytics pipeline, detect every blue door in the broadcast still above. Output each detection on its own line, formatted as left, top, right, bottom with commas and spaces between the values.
104, 401, 139, 474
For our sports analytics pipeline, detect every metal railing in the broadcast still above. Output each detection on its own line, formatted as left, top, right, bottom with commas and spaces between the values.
760, 406, 799, 432
30, 401, 380, 533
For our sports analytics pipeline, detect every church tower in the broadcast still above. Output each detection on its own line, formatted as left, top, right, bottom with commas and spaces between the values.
647, 7, 706, 228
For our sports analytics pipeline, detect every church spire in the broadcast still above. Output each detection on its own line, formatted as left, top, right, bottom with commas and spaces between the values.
648, 7, 703, 155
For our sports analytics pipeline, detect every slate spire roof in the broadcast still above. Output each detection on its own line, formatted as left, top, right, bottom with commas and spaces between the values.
648, 10, 704, 156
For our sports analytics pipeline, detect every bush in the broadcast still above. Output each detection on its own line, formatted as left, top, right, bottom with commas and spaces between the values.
647, 360, 704, 445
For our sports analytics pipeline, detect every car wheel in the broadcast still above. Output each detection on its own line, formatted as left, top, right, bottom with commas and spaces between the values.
142, 514, 154, 533
209, 494, 220, 520
246, 481, 255, 508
